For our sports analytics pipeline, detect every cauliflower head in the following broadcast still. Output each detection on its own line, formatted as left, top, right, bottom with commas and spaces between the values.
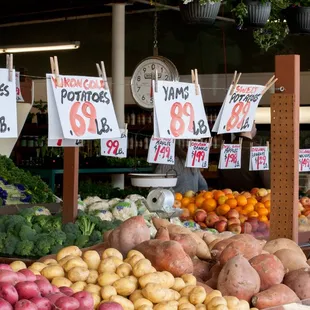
112, 199, 138, 221
87, 200, 110, 212
83, 196, 102, 206
93, 210, 114, 221
33, 206, 51, 216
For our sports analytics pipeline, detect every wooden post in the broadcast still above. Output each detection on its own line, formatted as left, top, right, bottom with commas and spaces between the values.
62, 147, 79, 223
270, 55, 300, 242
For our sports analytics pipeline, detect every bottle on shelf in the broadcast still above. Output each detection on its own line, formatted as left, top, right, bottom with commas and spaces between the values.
141, 113, 146, 125
138, 139, 143, 149
125, 113, 130, 124
144, 137, 149, 150
147, 113, 152, 125
212, 136, 218, 149
129, 136, 134, 150
130, 111, 136, 126
137, 113, 141, 125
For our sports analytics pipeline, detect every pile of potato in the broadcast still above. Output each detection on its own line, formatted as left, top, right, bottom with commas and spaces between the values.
25, 245, 258, 310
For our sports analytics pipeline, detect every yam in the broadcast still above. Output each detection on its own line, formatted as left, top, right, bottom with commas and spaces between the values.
284, 267, 310, 300
274, 249, 308, 273
217, 255, 260, 302
155, 227, 170, 241
169, 233, 197, 257
192, 258, 210, 282
109, 216, 150, 256
249, 254, 285, 291
251, 284, 300, 309
134, 239, 193, 277
205, 264, 222, 289
263, 238, 306, 258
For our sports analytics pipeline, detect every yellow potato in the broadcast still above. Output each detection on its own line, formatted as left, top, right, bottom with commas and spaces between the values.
63, 257, 88, 272
133, 298, 153, 309
29, 262, 47, 272
129, 290, 144, 303
58, 255, 76, 267
83, 250, 101, 270
102, 248, 123, 261
238, 300, 250, 310
182, 274, 197, 286
206, 297, 227, 309
101, 285, 117, 300
178, 296, 190, 305
179, 303, 196, 310
98, 257, 123, 273
142, 283, 179, 303
116, 263, 132, 277
113, 276, 138, 296
56, 246, 82, 262
70, 281, 87, 293
204, 291, 222, 305
51, 277, 72, 287
125, 255, 144, 267
153, 301, 178, 310
180, 285, 196, 297
127, 250, 144, 259
162, 271, 175, 288
67, 267, 90, 282
196, 304, 207, 310
41, 265, 64, 280
137, 306, 152, 310
27, 268, 41, 275
10, 261, 26, 272
84, 284, 101, 296
97, 272, 120, 286
172, 277, 186, 291
42, 259, 58, 266
189, 286, 207, 305
223, 296, 239, 309
133, 259, 156, 278
212, 306, 228, 310
91, 292, 101, 308
86, 270, 99, 284
110, 295, 134, 310
139, 272, 166, 288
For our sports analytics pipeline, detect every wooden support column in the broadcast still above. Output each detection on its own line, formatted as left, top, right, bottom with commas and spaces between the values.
270, 55, 300, 242
62, 147, 79, 223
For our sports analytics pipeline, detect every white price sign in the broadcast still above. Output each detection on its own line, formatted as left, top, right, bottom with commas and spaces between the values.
299, 149, 310, 172
219, 144, 241, 169
0, 68, 17, 138
153, 81, 210, 139
185, 141, 210, 168
101, 129, 127, 158
48, 139, 83, 147
213, 84, 264, 134
16, 72, 24, 102
147, 136, 175, 165
47, 74, 121, 140
249, 146, 269, 171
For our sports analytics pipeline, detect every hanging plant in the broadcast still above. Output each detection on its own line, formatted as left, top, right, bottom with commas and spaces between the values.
284, 0, 310, 33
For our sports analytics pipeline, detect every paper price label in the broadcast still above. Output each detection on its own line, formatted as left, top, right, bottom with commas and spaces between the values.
219, 144, 241, 169
48, 139, 83, 147
299, 149, 310, 172
101, 129, 127, 158
185, 141, 210, 168
0, 69, 17, 138
214, 84, 265, 134
147, 136, 175, 165
47, 74, 121, 140
15, 72, 24, 102
249, 146, 269, 171
153, 81, 211, 139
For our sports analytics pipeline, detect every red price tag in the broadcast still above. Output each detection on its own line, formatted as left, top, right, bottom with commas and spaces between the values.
147, 137, 175, 165
154, 145, 171, 161
250, 147, 269, 171
299, 150, 310, 172
191, 150, 205, 166
226, 101, 250, 131
255, 155, 267, 170
225, 153, 238, 167
106, 140, 120, 155
219, 144, 241, 169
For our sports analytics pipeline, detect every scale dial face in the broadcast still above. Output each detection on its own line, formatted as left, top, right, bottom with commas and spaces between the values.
130, 56, 179, 110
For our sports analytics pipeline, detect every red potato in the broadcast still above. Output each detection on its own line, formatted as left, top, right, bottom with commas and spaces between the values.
98, 302, 124, 310
16, 272, 27, 283
0, 298, 13, 310
155, 227, 170, 241
251, 284, 300, 309
192, 258, 211, 281
0, 282, 19, 305
15, 281, 40, 300
0, 265, 12, 271
36, 275, 49, 282
59, 287, 74, 296
14, 300, 38, 310
284, 267, 310, 299
19, 269, 36, 281
135, 239, 193, 277
72, 291, 94, 308
54, 296, 80, 310
35, 280, 53, 297
30, 297, 52, 310
45, 292, 65, 304
169, 233, 197, 257
0, 270, 19, 285
51, 285, 60, 293
217, 255, 260, 302
249, 254, 285, 291
109, 216, 150, 256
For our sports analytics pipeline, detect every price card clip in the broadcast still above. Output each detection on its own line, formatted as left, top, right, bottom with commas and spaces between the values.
262, 75, 278, 96
6, 54, 13, 82
266, 141, 269, 149
191, 69, 199, 95
221, 139, 225, 149
250, 142, 253, 148
50, 56, 60, 85
229, 70, 242, 96
154, 69, 158, 93
96, 61, 108, 90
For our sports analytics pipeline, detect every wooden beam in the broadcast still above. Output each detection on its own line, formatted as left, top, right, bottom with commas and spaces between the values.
269, 55, 300, 242
62, 147, 79, 224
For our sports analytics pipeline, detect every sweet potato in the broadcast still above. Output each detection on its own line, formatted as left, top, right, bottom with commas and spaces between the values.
205, 264, 221, 289
134, 239, 193, 277
249, 254, 285, 291
217, 255, 260, 302
192, 258, 210, 282
219, 239, 263, 265
169, 233, 197, 257
251, 284, 300, 309
103, 230, 113, 242
274, 249, 308, 273
109, 216, 150, 256
284, 267, 310, 300
155, 227, 170, 241
263, 238, 306, 259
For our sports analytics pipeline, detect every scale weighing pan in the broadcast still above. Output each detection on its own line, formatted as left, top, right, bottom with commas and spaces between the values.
129, 171, 177, 188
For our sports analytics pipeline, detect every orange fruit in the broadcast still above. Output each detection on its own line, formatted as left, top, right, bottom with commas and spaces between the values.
242, 192, 252, 199
195, 196, 205, 208
203, 191, 213, 199
226, 194, 234, 199
217, 204, 230, 216
226, 198, 238, 209
254, 202, 265, 211
187, 203, 197, 216
213, 190, 225, 201
248, 211, 259, 218
264, 200, 271, 208
247, 197, 258, 205
181, 197, 191, 208
218, 195, 228, 205
258, 215, 269, 223
201, 198, 217, 212
257, 208, 269, 216
236, 195, 247, 207
235, 206, 242, 213
243, 203, 254, 214
175, 192, 183, 201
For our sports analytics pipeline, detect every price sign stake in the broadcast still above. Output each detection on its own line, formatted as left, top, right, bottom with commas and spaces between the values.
147, 136, 175, 165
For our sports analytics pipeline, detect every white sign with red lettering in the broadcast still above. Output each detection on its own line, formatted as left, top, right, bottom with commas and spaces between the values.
185, 141, 210, 168
16, 72, 24, 102
218, 144, 241, 169
147, 136, 175, 165
249, 146, 269, 171
213, 84, 264, 134
48, 139, 83, 147
101, 129, 127, 158
299, 149, 310, 172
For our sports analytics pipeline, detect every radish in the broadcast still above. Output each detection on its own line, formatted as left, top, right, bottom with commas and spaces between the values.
15, 299, 38, 310
19, 269, 36, 282
59, 287, 73, 296
0, 282, 18, 305
53, 296, 80, 310
16, 272, 27, 283
0, 297, 13, 310
0, 265, 12, 271
0, 270, 18, 285
35, 280, 53, 297
98, 302, 124, 310
15, 281, 40, 299
30, 297, 52, 310
72, 291, 93, 308
45, 292, 65, 304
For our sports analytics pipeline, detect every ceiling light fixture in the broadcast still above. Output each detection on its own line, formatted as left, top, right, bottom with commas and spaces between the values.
0, 41, 80, 54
